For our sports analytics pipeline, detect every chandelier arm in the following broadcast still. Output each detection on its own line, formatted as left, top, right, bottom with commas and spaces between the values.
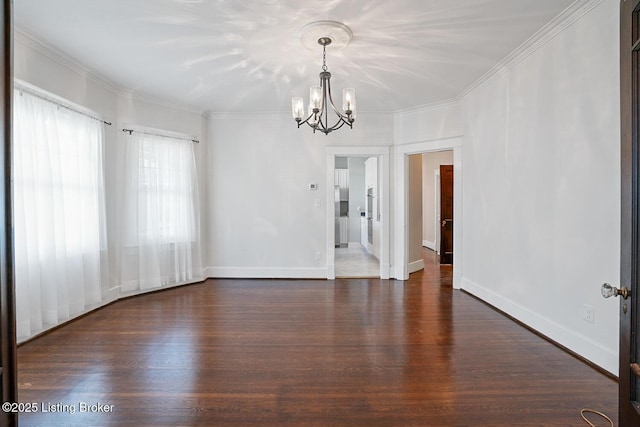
315, 114, 351, 135
325, 78, 351, 121
330, 119, 348, 131
296, 110, 319, 127
327, 116, 351, 133
314, 75, 330, 133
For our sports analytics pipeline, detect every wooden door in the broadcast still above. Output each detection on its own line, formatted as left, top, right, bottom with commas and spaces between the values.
439, 165, 453, 265
619, 0, 640, 424
0, 0, 17, 426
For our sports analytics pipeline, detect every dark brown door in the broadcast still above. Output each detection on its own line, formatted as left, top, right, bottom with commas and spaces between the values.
0, 0, 17, 426
439, 165, 453, 265
619, 0, 640, 424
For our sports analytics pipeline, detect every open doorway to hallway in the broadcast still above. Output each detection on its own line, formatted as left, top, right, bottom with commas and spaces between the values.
334, 156, 380, 278
407, 150, 454, 275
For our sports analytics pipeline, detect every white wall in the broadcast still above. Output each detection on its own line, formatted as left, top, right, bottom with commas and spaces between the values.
407, 154, 423, 272
204, 114, 326, 278
203, 113, 393, 278
394, 101, 462, 145
460, 0, 620, 374
422, 151, 454, 249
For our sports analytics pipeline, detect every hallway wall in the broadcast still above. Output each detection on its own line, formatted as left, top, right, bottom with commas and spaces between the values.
421, 151, 454, 250
460, 0, 620, 374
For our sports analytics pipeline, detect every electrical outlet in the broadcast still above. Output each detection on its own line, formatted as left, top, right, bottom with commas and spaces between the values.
583, 304, 595, 324
315, 251, 321, 261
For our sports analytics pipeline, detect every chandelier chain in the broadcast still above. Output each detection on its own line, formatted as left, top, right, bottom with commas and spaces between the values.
322, 45, 328, 72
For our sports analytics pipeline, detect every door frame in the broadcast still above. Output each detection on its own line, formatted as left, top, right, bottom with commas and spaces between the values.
394, 137, 462, 286
326, 146, 391, 280
434, 168, 441, 254
0, 0, 17, 425
619, 0, 640, 423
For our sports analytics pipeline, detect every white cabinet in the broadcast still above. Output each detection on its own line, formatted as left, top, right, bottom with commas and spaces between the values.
364, 157, 380, 258
339, 217, 349, 245
364, 157, 378, 220
360, 217, 368, 247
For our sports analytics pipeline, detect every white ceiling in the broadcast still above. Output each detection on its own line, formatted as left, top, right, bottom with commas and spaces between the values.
15, 0, 577, 114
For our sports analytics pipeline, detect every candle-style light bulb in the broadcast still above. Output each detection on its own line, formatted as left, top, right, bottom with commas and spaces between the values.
291, 97, 304, 120
342, 88, 356, 119
310, 86, 322, 111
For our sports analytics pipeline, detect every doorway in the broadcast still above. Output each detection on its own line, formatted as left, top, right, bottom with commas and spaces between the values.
394, 139, 462, 286
409, 151, 455, 268
326, 147, 390, 280
333, 156, 380, 278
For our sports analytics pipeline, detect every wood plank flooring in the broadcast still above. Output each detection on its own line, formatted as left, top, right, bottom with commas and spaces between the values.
17, 250, 618, 426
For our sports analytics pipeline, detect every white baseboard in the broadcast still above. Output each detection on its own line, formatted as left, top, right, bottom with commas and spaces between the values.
408, 259, 424, 274
461, 277, 617, 376
422, 240, 436, 251
204, 267, 328, 279
380, 263, 390, 280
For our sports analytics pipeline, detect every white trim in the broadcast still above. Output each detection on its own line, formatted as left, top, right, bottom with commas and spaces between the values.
408, 259, 424, 274
208, 111, 393, 120
326, 146, 391, 157
119, 276, 205, 295
204, 267, 328, 279
394, 136, 463, 154
17, 276, 205, 343
14, 79, 108, 122
422, 240, 435, 251
457, 0, 603, 100
434, 168, 441, 254
117, 91, 205, 115
452, 147, 463, 288
327, 154, 337, 279
327, 147, 391, 280
394, 138, 462, 288
461, 277, 617, 375
15, 27, 121, 94
16, 28, 207, 116
394, 98, 459, 116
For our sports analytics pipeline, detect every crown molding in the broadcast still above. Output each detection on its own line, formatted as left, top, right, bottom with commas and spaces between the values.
457, 0, 604, 100
394, 98, 460, 116
15, 27, 207, 116
117, 91, 206, 116
15, 27, 122, 94
208, 111, 392, 120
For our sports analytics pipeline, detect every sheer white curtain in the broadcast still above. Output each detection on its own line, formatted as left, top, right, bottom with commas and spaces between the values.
119, 131, 202, 291
13, 87, 108, 340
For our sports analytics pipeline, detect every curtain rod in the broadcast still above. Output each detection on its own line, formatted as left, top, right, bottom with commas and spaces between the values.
16, 86, 112, 126
122, 128, 199, 144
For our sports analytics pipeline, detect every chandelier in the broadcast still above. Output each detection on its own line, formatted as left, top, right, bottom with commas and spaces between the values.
292, 22, 356, 135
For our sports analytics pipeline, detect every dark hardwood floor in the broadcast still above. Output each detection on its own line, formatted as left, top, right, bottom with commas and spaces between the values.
17, 250, 617, 426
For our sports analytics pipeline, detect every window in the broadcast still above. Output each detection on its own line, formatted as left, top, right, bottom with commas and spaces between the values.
119, 129, 202, 291
13, 84, 107, 339
123, 131, 199, 244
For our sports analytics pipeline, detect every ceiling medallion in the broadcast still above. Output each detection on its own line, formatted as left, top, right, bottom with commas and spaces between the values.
292, 21, 356, 135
